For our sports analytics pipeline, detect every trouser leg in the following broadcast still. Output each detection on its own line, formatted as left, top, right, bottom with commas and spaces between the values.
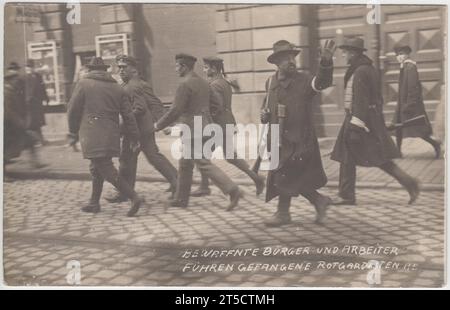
118, 137, 139, 190
277, 195, 291, 214
92, 157, 138, 201
395, 129, 403, 154
141, 133, 178, 189
195, 158, 236, 195
422, 135, 441, 158
175, 158, 195, 204
88, 161, 104, 205
338, 162, 356, 200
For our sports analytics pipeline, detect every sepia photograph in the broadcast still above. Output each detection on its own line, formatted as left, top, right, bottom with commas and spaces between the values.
1, 0, 447, 290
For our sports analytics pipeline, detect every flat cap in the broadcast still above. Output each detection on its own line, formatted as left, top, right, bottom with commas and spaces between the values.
116, 55, 138, 67
202, 56, 223, 65
175, 53, 197, 63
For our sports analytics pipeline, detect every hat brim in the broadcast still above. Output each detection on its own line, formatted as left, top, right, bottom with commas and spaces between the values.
338, 45, 367, 52
267, 50, 300, 64
394, 46, 412, 54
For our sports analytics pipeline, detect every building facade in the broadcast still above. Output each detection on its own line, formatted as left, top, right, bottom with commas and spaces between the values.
4, 3, 446, 139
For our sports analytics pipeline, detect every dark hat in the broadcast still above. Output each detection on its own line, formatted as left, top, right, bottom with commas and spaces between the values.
394, 44, 412, 55
116, 55, 138, 67
203, 56, 223, 65
338, 37, 367, 52
267, 40, 300, 64
26, 59, 35, 68
85, 57, 110, 70
7, 61, 21, 70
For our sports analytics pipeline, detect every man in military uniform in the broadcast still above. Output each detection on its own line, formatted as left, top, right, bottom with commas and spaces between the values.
330, 38, 419, 205
189, 56, 265, 197
392, 44, 441, 158
154, 53, 243, 210
260, 40, 336, 227
105, 55, 178, 203
68, 57, 144, 217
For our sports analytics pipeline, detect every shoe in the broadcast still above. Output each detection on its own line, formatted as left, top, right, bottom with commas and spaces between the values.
433, 142, 441, 159
32, 162, 48, 169
264, 212, 291, 227
105, 192, 128, 203
407, 179, 420, 205
255, 175, 265, 196
81, 203, 100, 213
227, 187, 243, 211
190, 187, 211, 197
127, 196, 145, 217
170, 199, 188, 208
332, 197, 356, 206
314, 195, 332, 224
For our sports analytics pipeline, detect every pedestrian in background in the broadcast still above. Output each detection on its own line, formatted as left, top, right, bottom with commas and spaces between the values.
24, 59, 49, 146
392, 44, 441, 158
67, 57, 144, 217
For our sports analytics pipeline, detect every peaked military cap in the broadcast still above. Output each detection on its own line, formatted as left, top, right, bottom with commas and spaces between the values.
116, 55, 138, 67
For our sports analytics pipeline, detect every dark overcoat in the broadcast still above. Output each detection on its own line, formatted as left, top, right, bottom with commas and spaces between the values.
264, 60, 333, 202
24, 72, 48, 130
122, 77, 166, 139
67, 71, 139, 159
331, 55, 400, 167
393, 60, 432, 137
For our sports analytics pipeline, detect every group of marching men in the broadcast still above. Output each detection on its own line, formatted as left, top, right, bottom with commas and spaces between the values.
60, 37, 441, 226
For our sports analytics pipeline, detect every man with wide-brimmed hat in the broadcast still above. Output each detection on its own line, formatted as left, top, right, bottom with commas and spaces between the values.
391, 44, 441, 158
68, 57, 145, 217
260, 39, 336, 227
189, 56, 265, 197
330, 37, 419, 205
154, 53, 242, 210
24, 59, 49, 146
104, 55, 178, 203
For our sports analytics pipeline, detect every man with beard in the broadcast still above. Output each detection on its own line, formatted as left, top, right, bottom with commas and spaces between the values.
154, 53, 242, 210
391, 44, 441, 158
104, 55, 178, 203
260, 40, 336, 227
189, 56, 265, 197
67, 57, 144, 217
330, 37, 419, 205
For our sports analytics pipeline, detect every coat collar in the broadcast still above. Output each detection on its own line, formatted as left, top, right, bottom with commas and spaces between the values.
84, 70, 117, 83
270, 71, 298, 90
400, 59, 416, 69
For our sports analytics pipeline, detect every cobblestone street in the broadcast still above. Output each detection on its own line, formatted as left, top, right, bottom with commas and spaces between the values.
3, 179, 445, 287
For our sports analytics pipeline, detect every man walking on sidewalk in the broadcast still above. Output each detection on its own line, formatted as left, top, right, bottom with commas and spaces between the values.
24, 59, 49, 146
330, 38, 420, 206
68, 57, 144, 217
392, 44, 441, 158
105, 55, 178, 203
260, 39, 336, 227
154, 53, 243, 210
190, 56, 265, 197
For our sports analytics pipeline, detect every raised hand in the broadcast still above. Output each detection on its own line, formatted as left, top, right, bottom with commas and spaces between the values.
320, 39, 337, 61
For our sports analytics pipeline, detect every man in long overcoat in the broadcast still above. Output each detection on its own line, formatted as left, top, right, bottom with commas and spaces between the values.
154, 53, 242, 210
190, 56, 265, 197
260, 40, 336, 227
24, 59, 49, 145
330, 37, 419, 205
105, 55, 178, 203
67, 57, 144, 217
392, 44, 441, 158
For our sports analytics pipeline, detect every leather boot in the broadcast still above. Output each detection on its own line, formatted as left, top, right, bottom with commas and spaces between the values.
381, 161, 420, 204
264, 195, 291, 227
112, 177, 145, 217
104, 191, 128, 203
191, 173, 211, 197
82, 178, 103, 213
228, 158, 265, 196
226, 186, 244, 211
313, 194, 332, 224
